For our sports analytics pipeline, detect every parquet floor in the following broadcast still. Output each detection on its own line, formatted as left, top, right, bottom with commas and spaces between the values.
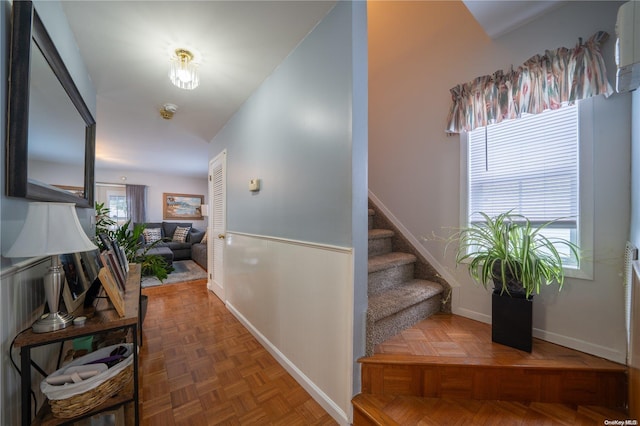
139, 279, 337, 426
354, 312, 631, 426
375, 312, 625, 371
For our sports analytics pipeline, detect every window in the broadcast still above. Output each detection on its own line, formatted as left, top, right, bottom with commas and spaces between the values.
96, 183, 128, 228
108, 193, 128, 226
462, 100, 594, 278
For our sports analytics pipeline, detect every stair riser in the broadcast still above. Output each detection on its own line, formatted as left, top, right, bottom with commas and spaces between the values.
368, 214, 374, 230
368, 264, 415, 296
366, 296, 441, 355
360, 363, 627, 409
368, 237, 392, 257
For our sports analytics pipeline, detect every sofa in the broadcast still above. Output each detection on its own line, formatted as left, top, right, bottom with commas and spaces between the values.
136, 222, 207, 269
191, 241, 207, 270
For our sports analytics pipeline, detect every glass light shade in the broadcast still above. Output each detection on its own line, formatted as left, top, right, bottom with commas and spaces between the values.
169, 49, 199, 90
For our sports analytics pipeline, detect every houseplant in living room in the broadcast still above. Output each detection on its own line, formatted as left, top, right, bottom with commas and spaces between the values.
94, 202, 173, 281
450, 211, 579, 352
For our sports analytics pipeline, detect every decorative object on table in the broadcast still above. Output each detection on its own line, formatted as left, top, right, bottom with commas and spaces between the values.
61, 253, 90, 314
4, 202, 98, 333
98, 266, 125, 317
80, 249, 103, 284
163, 192, 204, 220
450, 211, 579, 352
111, 239, 129, 274
41, 343, 133, 419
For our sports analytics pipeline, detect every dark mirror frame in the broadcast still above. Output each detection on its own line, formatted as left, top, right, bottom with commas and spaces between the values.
6, 0, 95, 208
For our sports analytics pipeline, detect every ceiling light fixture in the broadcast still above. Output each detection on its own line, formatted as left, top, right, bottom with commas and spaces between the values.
169, 48, 199, 90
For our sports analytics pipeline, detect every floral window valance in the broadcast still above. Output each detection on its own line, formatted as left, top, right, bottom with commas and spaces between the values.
446, 31, 612, 134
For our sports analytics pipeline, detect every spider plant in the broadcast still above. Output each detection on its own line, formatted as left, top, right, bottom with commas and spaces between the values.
451, 211, 579, 298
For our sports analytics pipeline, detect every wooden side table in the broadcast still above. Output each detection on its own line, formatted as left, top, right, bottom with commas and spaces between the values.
14, 264, 141, 425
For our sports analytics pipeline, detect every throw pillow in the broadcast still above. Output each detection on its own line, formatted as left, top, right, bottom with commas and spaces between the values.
201, 231, 208, 244
143, 228, 162, 244
173, 226, 191, 243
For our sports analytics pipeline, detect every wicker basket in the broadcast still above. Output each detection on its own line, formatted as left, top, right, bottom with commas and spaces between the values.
41, 343, 134, 419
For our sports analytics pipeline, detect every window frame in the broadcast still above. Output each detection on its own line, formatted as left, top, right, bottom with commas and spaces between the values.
460, 98, 594, 280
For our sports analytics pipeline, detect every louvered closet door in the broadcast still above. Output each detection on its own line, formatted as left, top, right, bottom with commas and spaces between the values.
208, 150, 226, 301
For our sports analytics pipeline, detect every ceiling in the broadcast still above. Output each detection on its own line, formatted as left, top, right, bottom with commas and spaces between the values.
59, 1, 562, 180
462, 0, 565, 39
60, 1, 337, 178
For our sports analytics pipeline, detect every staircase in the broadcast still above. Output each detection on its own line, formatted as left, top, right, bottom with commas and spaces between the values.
358, 202, 629, 424
366, 203, 450, 356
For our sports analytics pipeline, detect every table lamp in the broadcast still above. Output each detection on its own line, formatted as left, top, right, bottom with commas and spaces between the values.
4, 202, 98, 333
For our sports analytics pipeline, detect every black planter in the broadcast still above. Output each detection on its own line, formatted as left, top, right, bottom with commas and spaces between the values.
491, 290, 532, 352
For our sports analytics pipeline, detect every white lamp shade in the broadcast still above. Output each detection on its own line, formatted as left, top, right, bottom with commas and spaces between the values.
200, 204, 209, 217
4, 202, 97, 258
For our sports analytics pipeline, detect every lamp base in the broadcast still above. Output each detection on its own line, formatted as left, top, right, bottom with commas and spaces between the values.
32, 311, 74, 333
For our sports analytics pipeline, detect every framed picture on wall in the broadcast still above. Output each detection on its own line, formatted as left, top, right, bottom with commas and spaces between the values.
163, 193, 204, 220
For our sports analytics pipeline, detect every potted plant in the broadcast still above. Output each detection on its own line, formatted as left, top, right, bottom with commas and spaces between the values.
450, 211, 579, 351
95, 202, 173, 281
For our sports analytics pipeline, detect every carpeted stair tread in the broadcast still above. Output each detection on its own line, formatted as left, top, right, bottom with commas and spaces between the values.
368, 229, 394, 240
368, 252, 416, 273
368, 280, 443, 321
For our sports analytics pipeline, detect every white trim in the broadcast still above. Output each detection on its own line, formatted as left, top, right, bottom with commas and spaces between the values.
227, 231, 353, 254
533, 327, 624, 364
0, 256, 50, 279
368, 190, 461, 288
226, 302, 350, 425
96, 182, 125, 188
453, 306, 491, 324
452, 306, 625, 363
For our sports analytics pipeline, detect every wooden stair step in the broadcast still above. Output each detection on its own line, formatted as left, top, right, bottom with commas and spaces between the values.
367, 280, 443, 322
352, 393, 629, 426
360, 313, 628, 409
368, 252, 416, 274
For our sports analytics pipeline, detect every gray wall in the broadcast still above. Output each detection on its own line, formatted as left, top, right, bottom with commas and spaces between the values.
209, 0, 368, 407
211, 3, 355, 248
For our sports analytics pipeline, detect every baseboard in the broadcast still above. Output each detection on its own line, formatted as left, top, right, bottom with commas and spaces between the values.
368, 190, 461, 289
453, 307, 625, 364
532, 328, 625, 364
452, 307, 491, 324
226, 302, 351, 426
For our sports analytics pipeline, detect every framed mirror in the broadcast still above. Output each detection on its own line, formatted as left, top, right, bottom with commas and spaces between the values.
6, 0, 96, 208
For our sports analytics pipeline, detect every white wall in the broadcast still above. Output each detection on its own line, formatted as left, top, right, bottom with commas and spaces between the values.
209, 2, 367, 423
225, 233, 353, 424
95, 168, 208, 230
631, 91, 640, 247
369, 1, 630, 362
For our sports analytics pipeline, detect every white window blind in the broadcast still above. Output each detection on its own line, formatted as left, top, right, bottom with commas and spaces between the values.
468, 105, 578, 228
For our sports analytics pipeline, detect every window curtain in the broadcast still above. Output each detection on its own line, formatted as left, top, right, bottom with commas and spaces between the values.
446, 31, 612, 134
126, 184, 146, 224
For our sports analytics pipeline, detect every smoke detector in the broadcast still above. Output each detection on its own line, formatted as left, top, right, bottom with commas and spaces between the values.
160, 103, 178, 120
